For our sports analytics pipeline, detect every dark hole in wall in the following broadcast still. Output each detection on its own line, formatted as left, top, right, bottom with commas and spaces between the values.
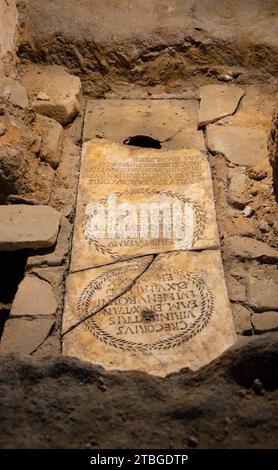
123, 135, 162, 149
0, 250, 28, 338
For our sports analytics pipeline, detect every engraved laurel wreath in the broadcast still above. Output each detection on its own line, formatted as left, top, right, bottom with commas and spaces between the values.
76, 263, 214, 352
82, 189, 206, 258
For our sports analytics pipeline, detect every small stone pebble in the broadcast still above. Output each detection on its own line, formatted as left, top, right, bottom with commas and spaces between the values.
0, 127, 6, 137
188, 436, 199, 448
243, 205, 253, 218
252, 378, 264, 394
37, 91, 50, 101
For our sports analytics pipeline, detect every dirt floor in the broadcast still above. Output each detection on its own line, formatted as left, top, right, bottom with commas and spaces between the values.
0, 0, 277, 449
0, 334, 277, 449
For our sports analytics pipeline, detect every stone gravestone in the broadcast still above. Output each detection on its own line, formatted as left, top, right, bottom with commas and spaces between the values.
63, 99, 236, 376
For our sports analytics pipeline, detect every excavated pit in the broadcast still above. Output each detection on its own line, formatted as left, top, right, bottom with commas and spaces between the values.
0, 0, 277, 449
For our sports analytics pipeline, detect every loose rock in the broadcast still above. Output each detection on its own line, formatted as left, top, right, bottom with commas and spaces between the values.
10, 276, 57, 318
21, 65, 82, 126
32, 114, 63, 168
227, 171, 250, 209
0, 205, 61, 250
0, 78, 29, 109
27, 216, 72, 267
247, 279, 278, 312
224, 237, 278, 263
251, 312, 278, 334
0, 317, 55, 355
232, 304, 252, 336
206, 124, 267, 166
248, 159, 271, 181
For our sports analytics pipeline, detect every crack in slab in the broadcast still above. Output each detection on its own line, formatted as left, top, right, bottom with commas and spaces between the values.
30, 320, 56, 356
70, 253, 154, 274
62, 254, 157, 337
161, 122, 191, 144
198, 92, 245, 129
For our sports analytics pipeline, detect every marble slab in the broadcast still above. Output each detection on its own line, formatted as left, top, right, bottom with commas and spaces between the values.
83, 99, 205, 151
70, 140, 220, 271
63, 250, 236, 376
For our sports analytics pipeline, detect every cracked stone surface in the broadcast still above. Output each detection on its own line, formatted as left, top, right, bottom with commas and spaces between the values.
198, 84, 244, 127
71, 140, 219, 271
206, 124, 267, 166
10, 275, 57, 318
83, 99, 205, 150
63, 250, 236, 376
0, 317, 55, 356
62, 99, 236, 375
205, 86, 275, 166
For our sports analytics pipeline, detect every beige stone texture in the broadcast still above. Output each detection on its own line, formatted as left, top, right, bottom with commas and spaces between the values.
83, 99, 205, 150
70, 140, 219, 271
0, 205, 61, 250
198, 84, 244, 126
0, 317, 55, 356
251, 312, 278, 334
206, 86, 276, 166
0, 78, 29, 108
63, 250, 236, 376
21, 65, 82, 126
10, 276, 57, 318
32, 114, 63, 168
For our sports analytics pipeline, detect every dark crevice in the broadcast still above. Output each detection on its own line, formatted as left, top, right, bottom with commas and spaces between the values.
0, 249, 28, 339
123, 135, 161, 149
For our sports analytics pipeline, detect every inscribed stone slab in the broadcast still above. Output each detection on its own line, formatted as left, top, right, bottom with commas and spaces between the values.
70, 140, 219, 271
63, 250, 236, 376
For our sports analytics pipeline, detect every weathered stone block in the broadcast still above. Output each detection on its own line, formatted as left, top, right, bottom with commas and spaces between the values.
0, 205, 61, 250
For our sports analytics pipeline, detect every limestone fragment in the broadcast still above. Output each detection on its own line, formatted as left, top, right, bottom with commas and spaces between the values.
10, 276, 57, 318
27, 217, 72, 267
0, 205, 61, 250
0, 317, 55, 355
206, 124, 267, 166
0, 78, 29, 108
21, 65, 82, 126
247, 279, 278, 312
227, 172, 250, 209
251, 312, 278, 334
32, 114, 63, 168
232, 304, 252, 335
224, 237, 278, 263
198, 84, 244, 127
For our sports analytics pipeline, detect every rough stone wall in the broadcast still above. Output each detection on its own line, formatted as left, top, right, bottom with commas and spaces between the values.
0, 0, 18, 77
268, 110, 278, 202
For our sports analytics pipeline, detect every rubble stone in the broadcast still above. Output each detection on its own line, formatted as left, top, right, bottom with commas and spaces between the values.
252, 311, 278, 334
21, 65, 82, 126
10, 276, 57, 318
32, 114, 63, 168
0, 205, 61, 250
